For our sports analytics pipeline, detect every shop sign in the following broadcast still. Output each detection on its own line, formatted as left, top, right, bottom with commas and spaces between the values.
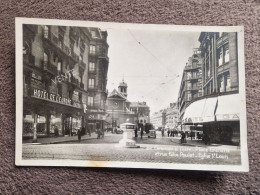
88, 114, 106, 120
32, 88, 72, 106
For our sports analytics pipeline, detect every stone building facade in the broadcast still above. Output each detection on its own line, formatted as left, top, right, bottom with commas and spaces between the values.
150, 109, 166, 130
165, 103, 179, 129
178, 48, 203, 120
22, 24, 109, 141
179, 32, 240, 145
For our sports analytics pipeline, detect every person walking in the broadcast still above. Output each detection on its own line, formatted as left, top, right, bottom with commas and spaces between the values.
78, 128, 82, 142
167, 129, 170, 137
135, 126, 138, 138
54, 125, 59, 137
181, 131, 186, 143
140, 127, 144, 139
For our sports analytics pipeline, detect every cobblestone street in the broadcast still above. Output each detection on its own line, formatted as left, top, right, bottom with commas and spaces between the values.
22, 132, 241, 165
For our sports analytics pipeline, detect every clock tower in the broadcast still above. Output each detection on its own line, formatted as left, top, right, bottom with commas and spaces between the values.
118, 79, 128, 98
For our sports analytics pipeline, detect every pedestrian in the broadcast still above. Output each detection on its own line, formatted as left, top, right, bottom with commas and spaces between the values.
78, 128, 82, 142
181, 131, 186, 143
54, 125, 59, 137
197, 132, 200, 140
135, 127, 138, 138
82, 126, 86, 136
140, 127, 144, 139
97, 129, 100, 139
167, 129, 170, 137
161, 128, 165, 137
170, 129, 174, 137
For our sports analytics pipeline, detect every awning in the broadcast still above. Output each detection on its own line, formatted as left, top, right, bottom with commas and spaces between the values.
215, 94, 240, 121
182, 97, 218, 124
182, 98, 206, 124
202, 97, 218, 122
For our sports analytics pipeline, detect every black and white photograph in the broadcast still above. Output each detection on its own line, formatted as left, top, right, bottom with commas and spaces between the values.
15, 18, 248, 172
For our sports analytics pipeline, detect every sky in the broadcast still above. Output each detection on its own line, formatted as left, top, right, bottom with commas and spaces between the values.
104, 28, 201, 114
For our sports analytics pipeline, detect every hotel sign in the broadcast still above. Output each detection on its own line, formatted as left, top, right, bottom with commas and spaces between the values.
32, 88, 72, 106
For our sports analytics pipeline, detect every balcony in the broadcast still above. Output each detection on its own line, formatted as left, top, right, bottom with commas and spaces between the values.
216, 33, 229, 48
185, 74, 199, 81
59, 26, 66, 33
88, 86, 96, 91
26, 25, 38, 34
185, 86, 199, 91
43, 31, 59, 45
71, 52, 79, 62
71, 76, 79, 87
79, 61, 86, 69
43, 31, 76, 61
184, 65, 200, 71
80, 82, 84, 89
98, 53, 109, 62
42, 61, 57, 76
23, 54, 35, 66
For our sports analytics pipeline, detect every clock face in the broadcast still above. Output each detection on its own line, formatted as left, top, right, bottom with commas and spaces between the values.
113, 101, 119, 109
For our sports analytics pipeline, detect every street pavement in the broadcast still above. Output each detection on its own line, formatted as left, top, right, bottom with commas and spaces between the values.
22, 131, 241, 165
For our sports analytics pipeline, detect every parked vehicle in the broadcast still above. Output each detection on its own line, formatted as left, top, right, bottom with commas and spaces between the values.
148, 130, 156, 138
116, 128, 123, 134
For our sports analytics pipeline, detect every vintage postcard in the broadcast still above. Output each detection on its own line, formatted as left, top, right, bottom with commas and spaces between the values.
15, 17, 249, 172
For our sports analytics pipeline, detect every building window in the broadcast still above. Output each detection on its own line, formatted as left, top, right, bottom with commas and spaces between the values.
89, 78, 95, 88
224, 45, 229, 63
43, 52, 48, 62
217, 48, 223, 66
90, 45, 95, 54
218, 72, 230, 93
91, 31, 96, 38
88, 96, 94, 107
89, 62, 95, 71
44, 26, 49, 38
226, 75, 231, 91
57, 61, 61, 73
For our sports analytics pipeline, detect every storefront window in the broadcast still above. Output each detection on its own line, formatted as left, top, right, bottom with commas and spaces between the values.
23, 114, 34, 136
50, 114, 62, 136
37, 115, 47, 135
72, 117, 81, 135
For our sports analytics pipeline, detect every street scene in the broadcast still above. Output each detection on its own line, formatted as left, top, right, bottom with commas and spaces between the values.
21, 23, 242, 166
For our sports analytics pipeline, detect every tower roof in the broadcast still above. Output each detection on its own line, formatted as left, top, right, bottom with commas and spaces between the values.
119, 79, 127, 87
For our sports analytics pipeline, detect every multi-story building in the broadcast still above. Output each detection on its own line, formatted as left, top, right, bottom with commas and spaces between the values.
165, 103, 179, 129
180, 32, 240, 145
130, 101, 150, 125
22, 24, 109, 141
86, 28, 109, 132
178, 48, 203, 119
150, 109, 166, 130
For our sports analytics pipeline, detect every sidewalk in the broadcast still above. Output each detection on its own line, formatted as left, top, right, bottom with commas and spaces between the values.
23, 133, 98, 144
171, 137, 239, 150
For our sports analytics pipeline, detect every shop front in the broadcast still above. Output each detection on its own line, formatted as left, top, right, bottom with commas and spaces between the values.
23, 88, 85, 141
87, 112, 107, 133
182, 93, 240, 145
